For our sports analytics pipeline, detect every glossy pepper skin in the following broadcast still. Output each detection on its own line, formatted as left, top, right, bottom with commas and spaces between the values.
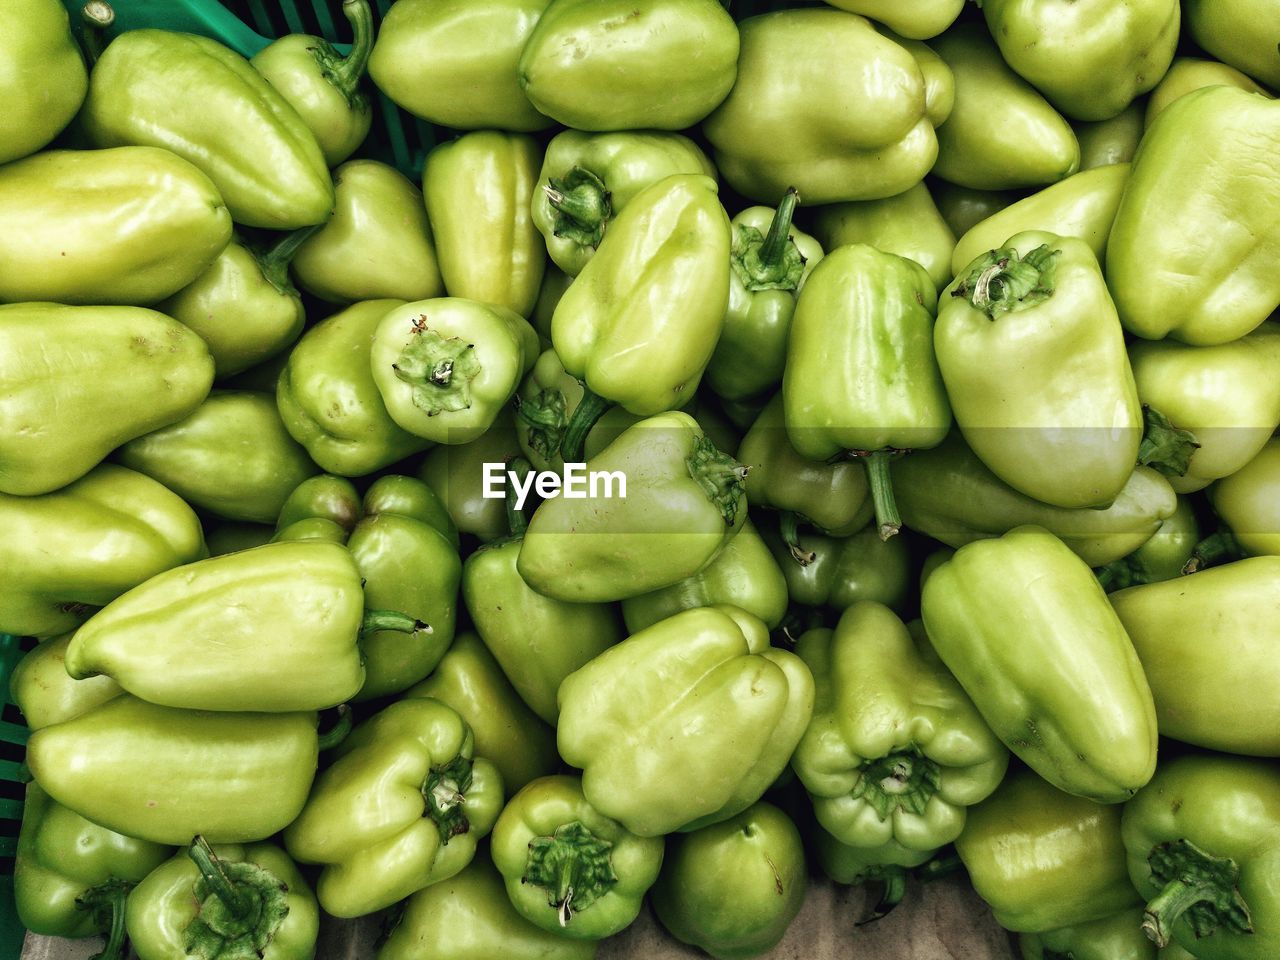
980, 0, 1179, 122
377, 860, 596, 960
0, 304, 214, 496
1183, 0, 1280, 90
922, 526, 1158, 803
532, 130, 716, 277
2, 0, 86, 164
1075, 103, 1144, 170
277, 299, 430, 477
371, 298, 537, 445
1019, 907, 1158, 960
932, 181, 1023, 238
1095, 497, 1198, 592
423, 131, 545, 318
491, 775, 663, 940
1144, 57, 1272, 128
0, 465, 206, 639
1110, 557, 1280, 757
127, 840, 319, 960
250, 0, 374, 166
418, 409, 523, 542
1210, 440, 1280, 557
938, 232, 1142, 509
705, 10, 948, 204
518, 0, 738, 131
0, 147, 231, 306
770, 526, 911, 614
651, 801, 807, 959
707, 191, 825, 402
15, 782, 170, 946
930, 26, 1080, 190
1108, 87, 1280, 345
895, 433, 1176, 567
557, 606, 814, 838
792, 603, 1008, 852
820, 0, 962, 38
517, 412, 748, 603
117, 391, 320, 524
10, 635, 122, 731
291, 161, 444, 305
284, 697, 503, 918
552, 174, 731, 423
82, 30, 333, 229
28, 696, 318, 845
956, 770, 1140, 933
1123, 754, 1280, 959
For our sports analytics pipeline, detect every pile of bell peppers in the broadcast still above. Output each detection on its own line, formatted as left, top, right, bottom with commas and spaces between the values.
4, 0, 1280, 958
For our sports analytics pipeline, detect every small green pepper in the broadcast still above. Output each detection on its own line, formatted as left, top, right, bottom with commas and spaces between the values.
418, 410, 523, 542
1075, 103, 1145, 170
1019, 907, 1158, 960
768, 526, 911, 614
1183, 0, 1280, 90
10, 635, 122, 731
1095, 497, 1198, 592
1209, 439, 1280, 557
931, 180, 1024, 237
2, 0, 87, 164
1144, 57, 1272, 128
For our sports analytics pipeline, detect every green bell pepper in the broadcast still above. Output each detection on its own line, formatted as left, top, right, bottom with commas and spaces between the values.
28, 695, 319, 845
557, 605, 814, 837
418, 409, 523, 542
931, 180, 1023, 237
1110, 557, 1280, 756
1095, 497, 1198, 592
1129, 322, 1280, 492
377, 860, 596, 960
1144, 57, 1273, 128
517, 0, 738, 131
250, 0, 373, 166
491, 775, 663, 939
1122, 753, 1280, 959
1075, 103, 1145, 170
704, 10, 948, 204
370, 297, 538, 445
284, 697, 503, 917
291, 161, 444, 305
769, 525, 911, 614
116, 390, 320, 524
0, 146, 231, 307
1209, 439, 1280, 557
1019, 907, 1158, 960
1108, 86, 1280, 345
784, 243, 951, 540
531, 130, 716, 277
2, 0, 86, 164
955, 769, 1139, 933
0, 464, 207, 638
651, 801, 806, 959
819, 0, 962, 39
792, 602, 1008, 851
979, 0, 1179, 122
950, 164, 1130, 278
930, 25, 1080, 190
812, 184, 955, 292
127, 839, 318, 960
15, 781, 169, 955
938, 232, 1142, 509
895, 432, 1177, 567
621, 519, 788, 635
408, 631, 559, 794
10, 635, 122, 731
706, 191, 825, 402
0, 303, 214, 496
422, 131, 545, 318
1184, 0, 1280, 90
517, 412, 747, 603
275, 473, 363, 533
922, 526, 1158, 803
83, 30, 333, 229
532, 266, 571, 344
277, 299, 430, 477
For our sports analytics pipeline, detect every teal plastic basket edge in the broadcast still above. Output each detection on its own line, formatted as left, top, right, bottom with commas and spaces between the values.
0, 633, 27, 960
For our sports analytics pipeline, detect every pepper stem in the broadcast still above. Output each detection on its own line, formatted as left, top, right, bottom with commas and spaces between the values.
559, 386, 611, 464
857, 869, 907, 926
331, 0, 374, 96
1137, 406, 1200, 478
317, 704, 353, 751
758, 187, 800, 268
1143, 878, 1220, 947
1183, 530, 1243, 574
79, 1, 114, 65
544, 167, 611, 251
952, 244, 1059, 319
189, 837, 251, 920
362, 609, 431, 637
78, 882, 131, 960
256, 224, 323, 295
779, 511, 815, 565
861, 451, 901, 541
505, 457, 532, 537
523, 821, 618, 925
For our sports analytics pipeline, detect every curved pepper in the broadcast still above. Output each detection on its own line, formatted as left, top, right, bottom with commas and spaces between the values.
1209, 439, 1280, 557
769, 526, 911, 614
127, 839, 319, 960
938, 232, 1142, 509
28, 696, 318, 845
0, 147, 231, 306
922, 526, 1158, 803
651, 801, 806, 960
792, 603, 1008, 852
1095, 497, 1197, 592
284, 697, 503, 917
1019, 907, 1158, 960
491, 775, 663, 940
1144, 56, 1272, 128
957, 769, 1140, 933
82, 30, 332, 228
2, 0, 86, 164
819, 0, 962, 39
518, 0, 738, 131
10, 635, 122, 731
250, 0, 374, 166
1075, 103, 1145, 170
291, 161, 444, 305
557, 606, 814, 837
1107, 86, 1280, 345
1183, 0, 1280, 90
0, 465, 207, 639
0, 304, 214, 496
1122, 753, 1280, 959
705, 10, 947, 204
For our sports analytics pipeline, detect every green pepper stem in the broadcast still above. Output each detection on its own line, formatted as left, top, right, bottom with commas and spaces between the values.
916, 851, 963, 883
559, 386, 611, 464
188, 837, 251, 921
758, 187, 800, 268
361, 609, 431, 637
1183, 530, 1242, 574
317, 704, 352, 751
1137, 406, 1200, 479
861, 451, 901, 541
555, 858, 576, 927
332, 0, 374, 95
544, 167, 611, 249
79, 1, 115, 66
505, 457, 532, 537
257, 224, 323, 294
857, 869, 907, 926
779, 511, 814, 565
80, 884, 130, 960
1142, 878, 1219, 948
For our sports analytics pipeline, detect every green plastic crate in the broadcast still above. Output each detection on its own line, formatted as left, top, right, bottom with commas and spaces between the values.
0, 634, 31, 959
